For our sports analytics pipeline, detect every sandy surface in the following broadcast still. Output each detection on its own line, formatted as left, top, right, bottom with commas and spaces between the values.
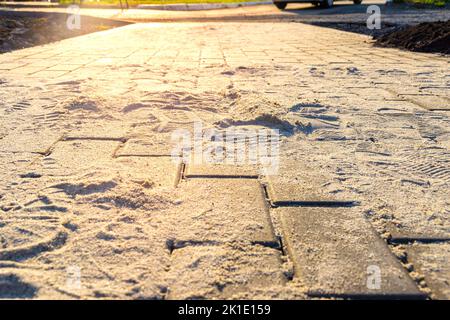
0, 21, 449, 299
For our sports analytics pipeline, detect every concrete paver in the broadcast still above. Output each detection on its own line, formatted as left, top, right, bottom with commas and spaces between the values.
185, 163, 259, 178
113, 157, 182, 188
0, 129, 61, 154
406, 243, 450, 300
116, 136, 174, 156
172, 178, 277, 246
399, 95, 450, 111
37, 139, 120, 177
266, 171, 356, 206
167, 244, 286, 299
277, 206, 425, 298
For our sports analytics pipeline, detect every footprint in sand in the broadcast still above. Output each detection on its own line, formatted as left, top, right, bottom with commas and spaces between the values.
0, 213, 68, 262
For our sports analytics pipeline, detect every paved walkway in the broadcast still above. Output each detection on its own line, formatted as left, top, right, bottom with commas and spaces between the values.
0, 20, 449, 299
1, 1, 450, 24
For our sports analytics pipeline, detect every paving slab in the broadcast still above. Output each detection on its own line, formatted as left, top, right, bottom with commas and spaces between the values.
0, 129, 62, 154
386, 222, 450, 244
113, 156, 181, 188
277, 206, 425, 298
28, 204, 172, 299
171, 179, 277, 246
185, 163, 259, 178
167, 244, 285, 299
62, 122, 130, 141
400, 94, 450, 111
182, 126, 280, 178
116, 136, 174, 157
406, 243, 450, 300
36, 139, 120, 177
266, 175, 356, 206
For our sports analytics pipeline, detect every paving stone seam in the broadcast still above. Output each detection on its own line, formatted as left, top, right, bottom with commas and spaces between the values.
111, 139, 128, 158
388, 237, 450, 245
167, 239, 282, 254
258, 182, 295, 280
35, 134, 65, 156
389, 243, 432, 300
269, 200, 359, 208
367, 222, 428, 299
114, 154, 173, 158
184, 174, 259, 179
306, 291, 427, 300
63, 136, 127, 142
262, 182, 359, 208
174, 161, 185, 188
385, 222, 450, 244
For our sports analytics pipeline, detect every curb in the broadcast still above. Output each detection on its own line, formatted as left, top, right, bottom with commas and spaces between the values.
0, 1, 273, 11
137, 2, 271, 11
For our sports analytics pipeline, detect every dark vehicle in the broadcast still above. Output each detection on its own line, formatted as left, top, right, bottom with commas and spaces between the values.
273, 0, 362, 9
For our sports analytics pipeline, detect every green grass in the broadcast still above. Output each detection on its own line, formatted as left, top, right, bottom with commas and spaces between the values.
393, 0, 449, 6
59, 0, 257, 6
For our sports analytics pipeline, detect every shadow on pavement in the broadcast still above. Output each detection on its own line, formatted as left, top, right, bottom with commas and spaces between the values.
285, 3, 373, 14
0, 11, 129, 53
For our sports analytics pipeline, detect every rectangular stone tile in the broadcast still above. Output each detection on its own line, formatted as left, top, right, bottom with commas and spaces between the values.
113, 157, 181, 188
277, 207, 425, 298
0, 130, 62, 154
167, 244, 285, 299
400, 94, 450, 111
37, 140, 120, 177
0, 63, 28, 70
28, 70, 68, 78
386, 222, 450, 244
46, 65, 83, 72
116, 136, 173, 157
21, 60, 61, 68
266, 176, 356, 206
63, 122, 130, 142
406, 243, 450, 299
185, 163, 258, 178
172, 179, 277, 246
4, 66, 47, 75
391, 87, 425, 95
182, 126, 280, 178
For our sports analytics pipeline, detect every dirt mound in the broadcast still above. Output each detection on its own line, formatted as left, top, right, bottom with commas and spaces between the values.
0, 13, 128, 54
375, 20, 450, 54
